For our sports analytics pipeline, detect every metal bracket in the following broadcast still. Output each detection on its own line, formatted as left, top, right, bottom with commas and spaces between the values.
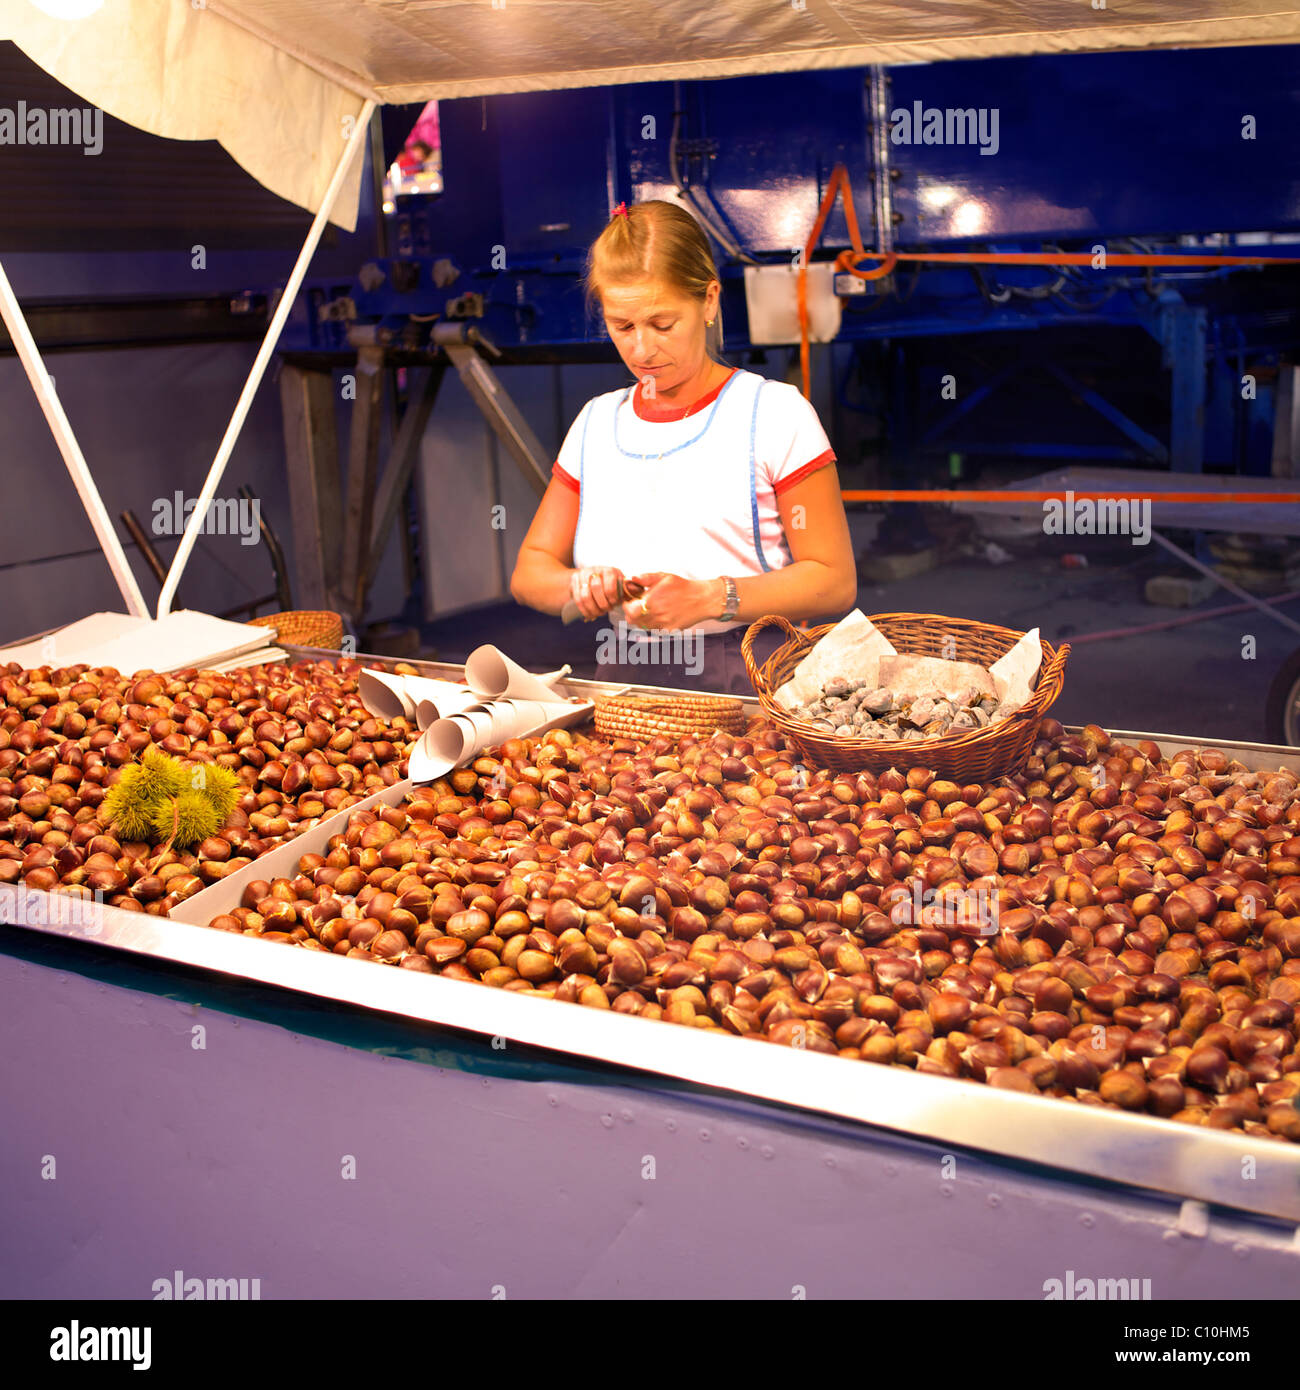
318, 296, 358, 324
445, 292, 485, 320
1176, 1198, 1209, 1239
867, 66, 896, 264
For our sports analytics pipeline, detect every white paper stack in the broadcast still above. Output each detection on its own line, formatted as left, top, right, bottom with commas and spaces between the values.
0, 610, 283, 676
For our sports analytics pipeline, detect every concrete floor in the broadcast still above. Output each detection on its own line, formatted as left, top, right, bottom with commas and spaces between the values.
417, 509, 1300, 747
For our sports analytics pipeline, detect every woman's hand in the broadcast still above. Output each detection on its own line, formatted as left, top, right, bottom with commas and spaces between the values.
624, 572, 721, 630
570, 566, 630, 621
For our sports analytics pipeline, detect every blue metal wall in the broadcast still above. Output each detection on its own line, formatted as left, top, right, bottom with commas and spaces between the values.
298, 46, 1300, 474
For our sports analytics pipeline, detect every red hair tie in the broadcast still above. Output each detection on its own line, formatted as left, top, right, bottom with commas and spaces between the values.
611, 202, 629, 220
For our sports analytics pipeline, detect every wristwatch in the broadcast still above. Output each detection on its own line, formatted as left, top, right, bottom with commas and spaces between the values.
716, 576, 739, 623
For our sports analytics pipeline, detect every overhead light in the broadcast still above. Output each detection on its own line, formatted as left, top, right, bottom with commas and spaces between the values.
28, 0, 104, 18
919, 184, 959, 213
952, 200, 987, 237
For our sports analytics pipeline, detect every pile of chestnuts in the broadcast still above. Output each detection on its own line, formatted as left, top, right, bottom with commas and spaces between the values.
200, 714, 1300, 1143
0, 658, 415, 915
789, 676, 1018, 741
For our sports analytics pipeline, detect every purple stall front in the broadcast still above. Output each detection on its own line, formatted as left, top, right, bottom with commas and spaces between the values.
3, 658, 1299, 1302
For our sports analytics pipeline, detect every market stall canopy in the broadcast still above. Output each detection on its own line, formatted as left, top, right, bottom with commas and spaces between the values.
3, 0, 1300, 230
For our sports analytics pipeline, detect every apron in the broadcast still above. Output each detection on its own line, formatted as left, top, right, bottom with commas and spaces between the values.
572, 369, 789, 694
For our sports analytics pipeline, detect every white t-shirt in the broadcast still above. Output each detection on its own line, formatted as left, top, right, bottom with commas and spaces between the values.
553, 367, 835, 634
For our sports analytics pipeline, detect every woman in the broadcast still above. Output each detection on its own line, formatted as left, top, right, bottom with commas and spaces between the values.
510, 200, 857, 693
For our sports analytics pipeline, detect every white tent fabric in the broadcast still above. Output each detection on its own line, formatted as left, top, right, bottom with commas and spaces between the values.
0, 0, 368, 230
3, 0, 1299, 228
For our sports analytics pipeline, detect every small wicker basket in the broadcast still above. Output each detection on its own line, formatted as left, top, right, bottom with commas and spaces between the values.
742, 612, 1069, 781
594, 692, 749, 742
249, 610, 345, 651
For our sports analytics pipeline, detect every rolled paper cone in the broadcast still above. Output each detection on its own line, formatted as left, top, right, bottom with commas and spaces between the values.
416, 713, 483, 774
357, 669, 415, 722
400, 674, 478, 708
414, 686, 480, 729
454, 707, 498, 755
497, 699, 552, 735
466, 700, 529, 743
408, 724, 462, 783
504, 697, 595, 737
465, 644, 567, 701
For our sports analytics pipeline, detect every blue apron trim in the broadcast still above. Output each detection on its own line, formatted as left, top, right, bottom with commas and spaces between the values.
749, 376, 772, 572
575, 398, 593, 549
611, 368, 743, 459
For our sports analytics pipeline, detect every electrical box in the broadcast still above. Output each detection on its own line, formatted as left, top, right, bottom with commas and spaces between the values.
742, 262, 842, 346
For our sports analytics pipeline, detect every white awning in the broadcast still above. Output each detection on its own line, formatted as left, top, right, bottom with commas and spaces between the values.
3, 0, 1299, 230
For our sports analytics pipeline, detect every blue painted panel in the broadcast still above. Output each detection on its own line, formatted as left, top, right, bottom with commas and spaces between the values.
4, 947, 1296, 1300
619, 71, 874, 256
888, 47, 1300, 244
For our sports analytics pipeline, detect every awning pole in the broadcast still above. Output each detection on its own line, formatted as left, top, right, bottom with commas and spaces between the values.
156, 98, 378, 619
0, 258, 149, 619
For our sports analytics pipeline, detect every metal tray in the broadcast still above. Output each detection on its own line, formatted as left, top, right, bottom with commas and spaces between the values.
3, 645, 1299, 1222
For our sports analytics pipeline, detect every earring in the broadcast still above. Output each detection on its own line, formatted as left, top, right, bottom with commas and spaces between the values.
706, 319, 715, 327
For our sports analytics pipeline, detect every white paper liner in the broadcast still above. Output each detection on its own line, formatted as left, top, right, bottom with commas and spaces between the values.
773, 610, 896, 709
772, 613, 1044, 717
876, 654, 998, 702
989, 628, 1042, 709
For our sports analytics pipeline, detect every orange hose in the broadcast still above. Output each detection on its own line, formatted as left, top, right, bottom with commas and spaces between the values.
798, 166, 867, 403
841, 249, 1300, 273
839, 489, 1300, 504
796, 163, 1300, 401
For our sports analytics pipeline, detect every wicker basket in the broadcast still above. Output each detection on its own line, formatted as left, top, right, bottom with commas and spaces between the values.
249, 610, 345, 651
742, 612, 1069, 781
594, 692, 749, 743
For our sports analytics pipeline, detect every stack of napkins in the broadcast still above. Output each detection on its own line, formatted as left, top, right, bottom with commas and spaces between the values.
0, 610, 283, 676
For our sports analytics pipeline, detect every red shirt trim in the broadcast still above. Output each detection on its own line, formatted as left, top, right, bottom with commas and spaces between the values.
632, 367, 737, 422
773, 449, 836, 495
552, 462, 580, 493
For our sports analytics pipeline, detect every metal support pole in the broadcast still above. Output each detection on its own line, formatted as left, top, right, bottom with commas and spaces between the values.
0, 259, 149, 617
1150, 529, 1300, 639
362, 364, 446, 599
1162, 300, 1208, 472
433, 324, 550, 497
279, 365, 342, 611
339, 343, 387, 619
156, 98, 377, 619
868, 66, 895, 258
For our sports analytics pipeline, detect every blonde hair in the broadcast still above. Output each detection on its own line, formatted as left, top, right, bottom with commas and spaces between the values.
585, 200, 723, 357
